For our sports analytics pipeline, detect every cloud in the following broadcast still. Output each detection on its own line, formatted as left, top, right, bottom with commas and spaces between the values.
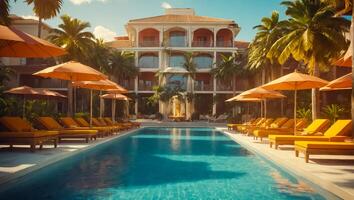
161, 2, 172, 9
70, 0, 91, 5
69, 0, 108, 5
93, 25, 117, 41
21, 15, 39, 20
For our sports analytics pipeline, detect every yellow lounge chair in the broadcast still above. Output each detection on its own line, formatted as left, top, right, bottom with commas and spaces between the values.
249, 117, 289, 136
295, 141, 354, 163
103, 118, 131, 130
237, 118, 265, 133
91, 117, 121, 133
75, 117, 114, 137
244, 118, 275, 135
97, 118, 126, 132
0, 117, 58, 152
253, 118, 308, 141
227, 118, 258, 131
60, 117, 108, 137
37, 117, 97, 143
269, 119, 351, 149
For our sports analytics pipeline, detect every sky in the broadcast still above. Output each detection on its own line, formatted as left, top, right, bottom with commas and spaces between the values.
9, 0, 288, 42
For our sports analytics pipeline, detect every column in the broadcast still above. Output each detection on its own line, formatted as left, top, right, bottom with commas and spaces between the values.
136, 27, 140, 47
212, 51, 217, 116
213, 28, 217, 47
188, 27, 192, 47
159, 27, 164, 47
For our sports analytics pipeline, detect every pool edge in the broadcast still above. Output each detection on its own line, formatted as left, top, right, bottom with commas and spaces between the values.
220, 129, 353, 200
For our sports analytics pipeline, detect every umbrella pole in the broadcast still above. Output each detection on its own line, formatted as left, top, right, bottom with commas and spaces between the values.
260, 100, 263, 117
294, 89, 297, 135
264, 99, 267, 119
90, 89, 93, 127
22, 96, 26, 119
99, 90, 103, 118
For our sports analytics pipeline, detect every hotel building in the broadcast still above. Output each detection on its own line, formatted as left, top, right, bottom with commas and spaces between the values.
107, 8, 253, 119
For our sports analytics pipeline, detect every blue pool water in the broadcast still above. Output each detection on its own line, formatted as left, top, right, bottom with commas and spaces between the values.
0, 127, 337, 199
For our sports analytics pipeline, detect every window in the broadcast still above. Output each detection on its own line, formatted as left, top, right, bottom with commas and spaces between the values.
194, 56, 213, 69
166, 74, 186, 90
169, 55, 185, 68
169, 31, 186, 47
139, 55, 158, 68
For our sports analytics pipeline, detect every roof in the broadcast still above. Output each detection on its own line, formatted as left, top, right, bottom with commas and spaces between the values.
9, 14, 51, 30
105, 40, 132, 48
129, 14, 237, 25
234, 41, 249, 49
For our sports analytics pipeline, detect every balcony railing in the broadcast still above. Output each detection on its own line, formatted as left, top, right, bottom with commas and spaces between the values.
167, 40, 188, 47
138, 63, 158, 68
216, 82, 233, 91
139, 41, 160, 47
118, 80, 135, 90
192, 41, 213, 47
216, 41, 233, 47
194, 82, 213, 91
138, 81, 157, 91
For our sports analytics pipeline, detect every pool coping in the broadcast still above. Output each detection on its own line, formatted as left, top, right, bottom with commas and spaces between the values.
220, 129, 354, 200
0, 128, 141, 188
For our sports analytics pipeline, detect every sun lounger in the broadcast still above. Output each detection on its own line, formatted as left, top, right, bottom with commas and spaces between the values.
269, 119, 351, 149
227, 118, 258, 130
37, 117, 97, 143
244, 118, 275, 135
253, 118, 308, 141
74, 117, 113, 137
295, 141, 354, 163
91, 118, 121, 133
0, 117, 58, 152
237, 118, 266, 133
103, 118, 132, 130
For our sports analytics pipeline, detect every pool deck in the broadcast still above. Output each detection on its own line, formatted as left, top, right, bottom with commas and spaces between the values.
219, 128, 354, 200
0, 123, 353, 199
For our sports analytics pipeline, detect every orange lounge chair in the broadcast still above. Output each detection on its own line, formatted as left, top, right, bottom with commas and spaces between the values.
103, 118, 131, 130
269, 119, 351, 149
91, 117, 121, 133
0, 117, 58, 152
237, 118, 265, 133
253, 118, 308, 141
227, 118, 258, 131
295, 141, 354, 163
248, 117, 288, 136
97, 118, 126, 132
60, 117, 108, 137
37, 117, 97, 143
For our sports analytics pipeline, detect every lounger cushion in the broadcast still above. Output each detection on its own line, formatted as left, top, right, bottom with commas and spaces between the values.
60, 117, 80, 128
303, 119, 330, 135
59, 129, 97, 135
0, 130, 58, 138
323, 120, 352, 137
0, 117, 33, 132
295, 141, 354, 149
38, 117, 63, 130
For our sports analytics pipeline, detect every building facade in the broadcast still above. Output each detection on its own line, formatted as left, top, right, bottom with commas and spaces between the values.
107, 8, 252, 119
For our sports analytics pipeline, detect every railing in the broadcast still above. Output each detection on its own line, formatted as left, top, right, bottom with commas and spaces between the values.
216, 82, 233, 91
192, 41, 213, 47
167, 40, 188, 47
216, 41, 233, 47
138, 81, 157, 91
139, 41, 160, 47
138, 63, 159, 68
194, 82, 213, 91
118, 80, 135, 90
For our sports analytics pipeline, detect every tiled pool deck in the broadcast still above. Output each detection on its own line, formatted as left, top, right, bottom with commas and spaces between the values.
0, 123, 353, 199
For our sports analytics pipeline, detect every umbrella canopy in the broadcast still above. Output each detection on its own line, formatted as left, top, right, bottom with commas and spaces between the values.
238, 87, 286, 99
262, 71, 328, 134
334, 55, 352, 67
320, 72, 352, 91
0, 26, 66, 58
226, 95, 262, 102
4, 86, 40, 95
262, 71, 329, 90
72, 79, 123, 91
0, 25, 24, 43
100, 93, 131, 101
33, 61, 107, 81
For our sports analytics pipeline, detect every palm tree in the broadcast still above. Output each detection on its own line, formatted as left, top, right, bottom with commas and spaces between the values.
87, 38, 111, 71
267, 0, 350, 119
47, 15, 95, 62
248, 11, 283, 83
211, 53, 246, 95
25, 0, 62, 37
106, 50, 139, 81
183, 52, 197, 92
0, 0, 16, 25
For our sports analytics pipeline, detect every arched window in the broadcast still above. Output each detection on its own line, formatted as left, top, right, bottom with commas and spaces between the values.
166, 74, 187, 90
139, 54, 158, 68
169, 31, 186, 47
169, 54, 185, 68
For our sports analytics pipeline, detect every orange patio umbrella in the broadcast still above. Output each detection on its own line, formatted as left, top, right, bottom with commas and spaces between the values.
4, 86, 66, 118
262, 70, 328, 134
100, 93, 131, 120
0, 25, 24, 44
33, 61, 107, 116
0, 26, 66, 58
320, 72, 352, 91
72, 79, 123, 126
237, 87, 286, 118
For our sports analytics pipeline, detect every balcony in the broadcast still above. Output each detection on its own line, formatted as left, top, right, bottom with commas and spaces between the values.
118, 79, 134, 91
216, 41, 233, 47
192, 41, 213, 47
138, 54, 159, 68
216, 80, 232, 91
139, 41, 160, 47
138, 80, 157, 91
194, 82, 213, 91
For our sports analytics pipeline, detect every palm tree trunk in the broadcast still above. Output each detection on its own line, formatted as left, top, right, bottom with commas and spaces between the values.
67, 81, 73, 116
38, 16, 42, 38
312, 62, 320, 120
280, 65, 284, 116
233, 75, 236, 95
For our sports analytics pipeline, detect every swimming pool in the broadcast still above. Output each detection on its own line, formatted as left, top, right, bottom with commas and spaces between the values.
0, 127, 338, 199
